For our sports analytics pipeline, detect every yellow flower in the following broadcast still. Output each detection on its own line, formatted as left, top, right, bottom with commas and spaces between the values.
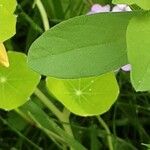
0, 42, 9, 67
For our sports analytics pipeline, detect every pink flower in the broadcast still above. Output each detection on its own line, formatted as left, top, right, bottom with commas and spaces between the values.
87, 4, 110, 15
112, 4, 131, 12
121, 64, 131, 72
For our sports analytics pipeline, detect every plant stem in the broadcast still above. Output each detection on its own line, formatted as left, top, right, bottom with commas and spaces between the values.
62, 108, 74, 137
34, 88, 74, 136
34, 88, 63, 120
28, 111, 65, 143
20, 12, 43, 33
35, 0, 50, 31
35, 88, 74, 149
61, 109, 74, 150
97, 116, 114, 150
17, 4, 43, 33
15, 108, 33, 124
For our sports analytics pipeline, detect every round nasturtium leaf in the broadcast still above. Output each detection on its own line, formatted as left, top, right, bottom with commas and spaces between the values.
0, 52, 40, 110
47, 72, 119, 116
0, 0, 17, 42
127, 13, 150, 91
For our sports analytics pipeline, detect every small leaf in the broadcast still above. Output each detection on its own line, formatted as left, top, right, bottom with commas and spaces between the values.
46, 72, 119, 116
28, 12, 136, 78
0, 52, 40, 110
127, 12, 150, 91
0, 0, 17, 42
112, 0, 150, 10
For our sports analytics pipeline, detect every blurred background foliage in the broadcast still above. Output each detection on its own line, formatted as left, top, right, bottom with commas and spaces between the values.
0, 0, 150, 150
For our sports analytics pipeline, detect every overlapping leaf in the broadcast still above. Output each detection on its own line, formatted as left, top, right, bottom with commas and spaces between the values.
127, 12, 150, 91
0, 0, 17, 41
0, 52, 40, 110
47, 72, 119, 116
28, 12, 137, 78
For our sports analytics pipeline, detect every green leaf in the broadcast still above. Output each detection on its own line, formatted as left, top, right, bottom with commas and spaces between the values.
127, 12, 150, 91
46, 72, 119, 116
28, 12, 136, 78
0, 52, 40, 110
0, 0, 17, 42
112, 0, 150, 10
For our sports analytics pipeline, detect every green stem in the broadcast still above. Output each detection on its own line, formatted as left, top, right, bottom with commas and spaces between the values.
34, 88, 63, 120
62, 109, 74, 150
34, 88, 74, 135
97, 116, 114, 150
15, 108, 33, 124
28, 112, 65, 143
35, 88, 74, 149
35, 0, 50, 31
34, 88, 73, 136
20, 12, 43, 33
17, 4, 43, 33
62, 108, 74, 137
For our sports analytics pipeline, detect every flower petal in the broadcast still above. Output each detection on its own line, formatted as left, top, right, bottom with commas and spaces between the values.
0, 42, 9, 67
121, 64, 131, 72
